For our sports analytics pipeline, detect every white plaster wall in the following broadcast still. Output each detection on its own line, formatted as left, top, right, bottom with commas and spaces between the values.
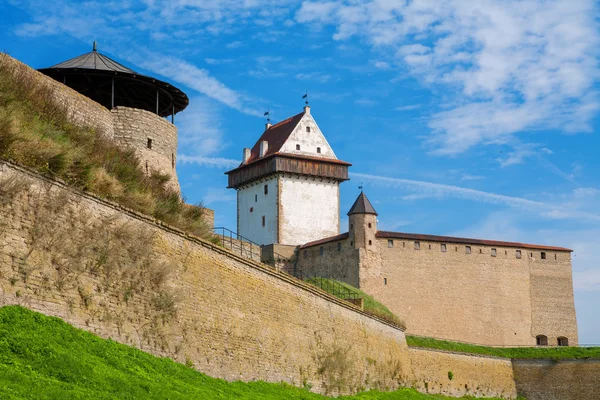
279, 113, 337, 160
238, 176, 278, 245
279, 175, 339, 245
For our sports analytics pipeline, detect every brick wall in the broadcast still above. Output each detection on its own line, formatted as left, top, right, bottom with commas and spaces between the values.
512, 359, 600, 400
408, 348, 517, 399
0, 161, 413, 395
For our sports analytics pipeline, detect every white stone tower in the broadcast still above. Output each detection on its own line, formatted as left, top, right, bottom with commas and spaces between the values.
226, 106, 350, 246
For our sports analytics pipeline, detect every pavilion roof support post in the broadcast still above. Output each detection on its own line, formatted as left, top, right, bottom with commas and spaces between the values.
156, 87, 159, 115
111, 77, 115, 109
171, 104, 174, 124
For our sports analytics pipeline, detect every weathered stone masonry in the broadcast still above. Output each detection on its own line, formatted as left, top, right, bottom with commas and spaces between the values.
0, 161, 412, 395
0, 55, 181, 193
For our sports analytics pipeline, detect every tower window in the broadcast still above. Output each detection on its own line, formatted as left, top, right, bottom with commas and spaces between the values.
171, 153, 175, 169
384, 278, 387, 285
296, 144, 301, 150
320, 246, 324, 256
249, 207, 254, 213
541, 252, 546, 260
491, 248, 497, 257
558, 337, 569, 346
369, 240, 372, 245
264, 184, 268, 195
530, 252, 533, 258
388, 240, 394, 248
147, 138, 153, 149
255, 194, 258, 202
429, 244, 431, 250
262, 216, 265, 227
441, 244, 447, 252
516, 250, 522, 259
317, 147, 321, 153
555, 254, 557, 260
368, 223, 372, 228
466, 246, 471, 254
479, 248, 483, 254
414, 241, 420, 250
306, 126, 311, 132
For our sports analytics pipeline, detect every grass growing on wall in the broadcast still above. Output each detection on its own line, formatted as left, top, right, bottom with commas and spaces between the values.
304, 277, 405, 329
0, 306, 510, 400
0, 53, 211, 240
407, 335, 600, 360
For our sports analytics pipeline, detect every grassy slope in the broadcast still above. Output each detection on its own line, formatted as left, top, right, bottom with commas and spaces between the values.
307, 279, 600, 360
407, 336, 600, 360
304, 278, 405, 328
0, 53, 212, 241
0, 306, 505, 400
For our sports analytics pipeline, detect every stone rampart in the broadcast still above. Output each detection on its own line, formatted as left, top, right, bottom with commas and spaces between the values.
0, 161, 412, 395
512, 358, 600, 400
408, 348, 517, 399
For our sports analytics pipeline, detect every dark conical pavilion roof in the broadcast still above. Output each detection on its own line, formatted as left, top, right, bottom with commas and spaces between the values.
49, 44, 135, 74
347, 191, 378, 216
38, 42, 188, 118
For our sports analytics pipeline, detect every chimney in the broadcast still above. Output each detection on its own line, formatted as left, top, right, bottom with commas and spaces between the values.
259, 140, 269, 157
242, 148, 251, 164
303, 105, 311, 114
265, 121, 272, 130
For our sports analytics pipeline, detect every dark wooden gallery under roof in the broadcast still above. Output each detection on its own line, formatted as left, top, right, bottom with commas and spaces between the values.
38, 42, 189, 121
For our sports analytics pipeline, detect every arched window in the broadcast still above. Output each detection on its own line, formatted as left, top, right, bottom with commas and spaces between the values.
536, 335, 548, 346
558, 337, 569, 347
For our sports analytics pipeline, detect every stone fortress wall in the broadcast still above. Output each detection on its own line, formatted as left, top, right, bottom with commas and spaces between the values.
297, 216, 578, 347
0, 54, 181, 193
0, 161, 414, 396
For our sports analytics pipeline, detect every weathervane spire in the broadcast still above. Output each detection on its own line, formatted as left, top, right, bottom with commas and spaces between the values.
93, 41, 97, 52
264, 107, 270, 123
302, 89, 309, 106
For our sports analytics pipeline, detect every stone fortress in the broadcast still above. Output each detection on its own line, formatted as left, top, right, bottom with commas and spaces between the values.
0, 46, 594, 400
227, 107, 578, 348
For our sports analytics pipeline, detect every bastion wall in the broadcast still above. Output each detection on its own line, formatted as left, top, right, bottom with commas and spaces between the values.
0, 54, 181, 193
0, 161, 413, 396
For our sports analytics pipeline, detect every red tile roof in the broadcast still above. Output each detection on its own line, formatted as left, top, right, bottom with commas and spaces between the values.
300, 233, 349, 249
299, 230, 572, 252
375, 231, 572, 252
244, 112, 305, 165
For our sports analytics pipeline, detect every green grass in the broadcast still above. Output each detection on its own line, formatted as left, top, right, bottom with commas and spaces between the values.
406, 335, 600, 360
304, 278, 405, 328
0, 53, 212, 241
0, 306, 506, 400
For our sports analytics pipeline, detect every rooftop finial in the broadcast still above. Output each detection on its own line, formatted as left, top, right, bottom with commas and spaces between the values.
93, 41, 97, 52
264, 107, 272, 129
302, 89, 309, 106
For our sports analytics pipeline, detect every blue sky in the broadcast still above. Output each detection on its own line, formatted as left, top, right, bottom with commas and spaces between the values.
1, 0, 599, 344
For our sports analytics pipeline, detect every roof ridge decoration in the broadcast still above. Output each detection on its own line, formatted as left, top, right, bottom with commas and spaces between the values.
347, 191, 378, 216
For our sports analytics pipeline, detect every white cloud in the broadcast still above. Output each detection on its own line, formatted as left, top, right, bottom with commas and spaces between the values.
461, 174, 484, 181
295, 0, 600, 155
178, 155, 239, 169
175, 97, 227, 158
350, 171, 600, 221
202, 187, 236, 206
395, 104, 421, 111
133, 53, 261, 117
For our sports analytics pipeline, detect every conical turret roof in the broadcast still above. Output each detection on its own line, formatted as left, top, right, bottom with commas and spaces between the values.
49, 45, 135, 74
347, 191, 378, 216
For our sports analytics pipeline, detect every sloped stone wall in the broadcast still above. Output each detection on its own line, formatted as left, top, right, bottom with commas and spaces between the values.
408, 348, 517, 399
0, 161, 412, 396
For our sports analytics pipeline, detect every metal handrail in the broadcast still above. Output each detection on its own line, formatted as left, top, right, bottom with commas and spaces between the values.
407, 333, 600, 348
211, 227, 359, 302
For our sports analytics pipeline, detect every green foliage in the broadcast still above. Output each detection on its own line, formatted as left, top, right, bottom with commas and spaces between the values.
304, 277, 406, 329
406, 335, 600, 360
0, 306, 510, 400
0, 54, 211, 241
447, 371, 453, 381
